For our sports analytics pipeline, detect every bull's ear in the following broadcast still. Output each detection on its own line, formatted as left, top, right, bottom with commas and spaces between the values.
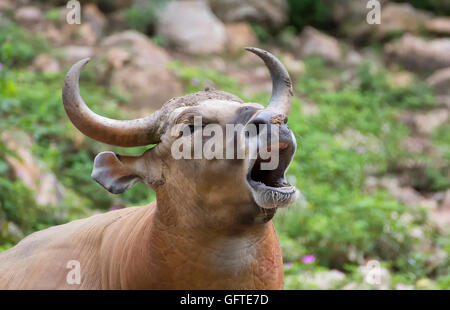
91, 151, 145, 194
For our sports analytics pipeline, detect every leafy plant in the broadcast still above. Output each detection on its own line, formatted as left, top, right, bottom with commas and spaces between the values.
0, 22, 48, 67
288, 0, 334, 33
394, 0, 450, 15
123, 0, 169, 34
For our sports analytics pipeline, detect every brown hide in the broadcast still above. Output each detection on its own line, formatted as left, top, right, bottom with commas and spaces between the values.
0, 48, 294, 290
0, 201, 283, 289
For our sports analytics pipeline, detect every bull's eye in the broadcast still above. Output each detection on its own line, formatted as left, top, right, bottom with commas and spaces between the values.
184, 124, 203, 136
188, 124, 195, 134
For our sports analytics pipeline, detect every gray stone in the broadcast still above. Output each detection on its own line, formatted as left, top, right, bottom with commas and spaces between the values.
156, 0, 227, 55
296, 27, 342, 64
427, 67, 450, 96
99, 31, 182, 113
209, 0, 288, 30
15, 6, 42, 28
385, 35, 450, 73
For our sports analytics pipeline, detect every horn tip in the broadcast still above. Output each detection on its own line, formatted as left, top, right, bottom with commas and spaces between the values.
79, 57, 91, 66
244, 47, 271, 59
244, 47, 261, 53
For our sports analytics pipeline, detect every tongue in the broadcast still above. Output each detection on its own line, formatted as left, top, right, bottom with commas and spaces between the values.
265, 142, 288, 152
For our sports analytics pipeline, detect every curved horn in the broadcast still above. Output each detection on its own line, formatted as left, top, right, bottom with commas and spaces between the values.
245, 47, 293, 115
62, 58, 161, 147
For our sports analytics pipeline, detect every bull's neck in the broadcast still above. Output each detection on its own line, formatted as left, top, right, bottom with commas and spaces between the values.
152, 185, 271, 238
151, 186, 274, 260
118, 189, 280, 289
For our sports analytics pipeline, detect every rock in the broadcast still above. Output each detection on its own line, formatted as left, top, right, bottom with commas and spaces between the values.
156, 0, 227, 55
75, 23, 99, 46
402, 136, 430, 154
44, 23, 65, 46
299, 270, 346, 290
0, 0, 13, 11
6, 222, 24, 239
209, 0, 288, 30
413, 109, 449, 135
99, 31, 182, 113
0, 219, 24, 242
60, 46, 94, 64
82, 3, 106, 41
387, 71, 414, 88
105, 47, 131, 69
344, 50, 362, 67
100, 30, 169, 63
342, 282, 359, 290
427, 67, 450, 96
426, 17, 450, 35
333, 1, 429, 42
282, 53, 305, 76
443, 190, 450, 209
107, 10, 128, 32
84, 3, 106, 28
416, 278, 435, 289
385, 35, 450, 73
296, 27, 342, 64
435, 96, 450, 109
327, 0, 371, 24
1, 131, 65, 206
358, 261, 391, 290
31, 54, 61, 73
430, 190, 450, 231
15, 6, 42, 28
377, 3, 431, 39
61, 4, 105, 46
224, 23, 257, 53
42, 4, 105, 47
377, 177, 437, 209
396, 283, 414, 290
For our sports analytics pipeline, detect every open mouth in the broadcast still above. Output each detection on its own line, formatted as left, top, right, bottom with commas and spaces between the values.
246, 141, 298, 210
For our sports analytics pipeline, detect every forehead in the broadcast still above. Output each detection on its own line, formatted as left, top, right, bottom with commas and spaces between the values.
170, 100, 264, 123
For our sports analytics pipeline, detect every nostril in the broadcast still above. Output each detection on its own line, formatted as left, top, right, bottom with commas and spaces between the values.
249, 118, 268, 136
253, 121, 266, 135
270, 114, 287, 125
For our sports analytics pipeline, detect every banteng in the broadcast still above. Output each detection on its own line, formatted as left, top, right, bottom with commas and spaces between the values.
0, 48, 299, 289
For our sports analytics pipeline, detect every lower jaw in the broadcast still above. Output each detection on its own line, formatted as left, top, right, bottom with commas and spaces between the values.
254, 207, 278, 224
248, 182, 298, 210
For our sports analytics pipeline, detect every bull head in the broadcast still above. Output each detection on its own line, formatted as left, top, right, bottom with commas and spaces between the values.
62, 47, 299, 227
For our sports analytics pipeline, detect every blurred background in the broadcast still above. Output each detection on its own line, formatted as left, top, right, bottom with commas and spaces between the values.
0, 0, 449, 289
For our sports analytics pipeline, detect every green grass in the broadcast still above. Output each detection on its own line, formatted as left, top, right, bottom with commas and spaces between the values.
0, 22, 156, 244
0, 22, 448, 290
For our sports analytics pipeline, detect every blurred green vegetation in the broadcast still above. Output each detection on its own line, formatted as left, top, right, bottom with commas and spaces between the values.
288, 0, 334, 32
287, 0, 450, 34
0, 22, 155, 247
123, 0, 168, 35
394, 0, 450, 15
0, 16, 449, 290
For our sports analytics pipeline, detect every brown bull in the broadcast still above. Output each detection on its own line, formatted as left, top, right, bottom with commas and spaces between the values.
0, 48, 299, 289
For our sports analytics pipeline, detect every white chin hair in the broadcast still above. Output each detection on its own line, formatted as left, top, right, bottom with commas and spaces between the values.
252, 188, 299, 209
